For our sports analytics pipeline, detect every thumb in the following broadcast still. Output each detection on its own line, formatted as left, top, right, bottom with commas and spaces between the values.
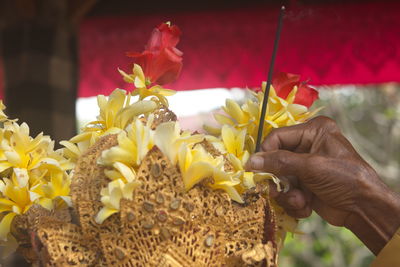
247, 150, 309, 179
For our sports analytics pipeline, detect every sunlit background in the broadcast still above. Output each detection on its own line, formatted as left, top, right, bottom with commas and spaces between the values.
1, 0, 399, 266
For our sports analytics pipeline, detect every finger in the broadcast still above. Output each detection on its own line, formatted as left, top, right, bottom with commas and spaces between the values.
286, 205, 312, 219
282, 175, 300, 188
261, 116, 339, 153
275, 188, 307, 210
268, 181, 280, 198
299, 183, 313, 204
262, 124, 310, 152
248, 150, 308, 178
269, 176, 305, 198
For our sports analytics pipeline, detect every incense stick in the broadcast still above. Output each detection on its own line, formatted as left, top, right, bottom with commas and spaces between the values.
255, 6, 285, 152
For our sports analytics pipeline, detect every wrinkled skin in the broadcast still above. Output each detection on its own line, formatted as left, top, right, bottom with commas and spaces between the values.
247, 116, 400, 255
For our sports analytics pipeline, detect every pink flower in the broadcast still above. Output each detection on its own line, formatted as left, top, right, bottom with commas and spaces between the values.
272, 72, 319, 108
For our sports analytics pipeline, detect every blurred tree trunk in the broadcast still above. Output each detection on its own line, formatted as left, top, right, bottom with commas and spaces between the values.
0, 0, 95, 265
0, 0, 77, 143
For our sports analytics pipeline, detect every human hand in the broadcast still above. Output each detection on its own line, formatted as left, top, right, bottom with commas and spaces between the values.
247, 116, 400, 254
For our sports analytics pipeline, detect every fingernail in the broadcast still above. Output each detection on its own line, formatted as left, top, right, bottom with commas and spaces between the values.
250, 156, 264, 170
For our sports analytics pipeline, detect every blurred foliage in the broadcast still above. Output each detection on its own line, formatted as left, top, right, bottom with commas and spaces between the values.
280, 213, 374, 267
318, 84, 400, 191
279, 83, 400, 266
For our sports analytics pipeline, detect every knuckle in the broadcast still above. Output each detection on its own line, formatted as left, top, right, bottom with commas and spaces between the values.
310, 116, 339, 133
262, 129, 280, 149
275, 151, 289, 166
270, 151, 289, 173
267, 128, 278, 137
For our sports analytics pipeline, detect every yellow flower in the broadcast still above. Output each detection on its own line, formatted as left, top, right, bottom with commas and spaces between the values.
0, 213, 17, 242
97, 118, 255, 224
178, 143, 243, 203
218, 126, 278, 194
92, 79, 322, 225
209, 168, 243, 203
221, 125, 249, 163
95, 178, 141, 224
0, 178, 31, 216
0, 101, 7, 122
154, 121, 203, 164
119, 63, 148, 88
132, 85, 176, 107
61, 89, 157, 163
0, 120, 72, 244
99, 116, 155, 168
205, 83, 322, 153
34, 172, 72, 210
103, 162, 137, 183
203, 81, 322, 237
96, 116, 156, 223
178, 144, 220, 190
119, 64, 176, 106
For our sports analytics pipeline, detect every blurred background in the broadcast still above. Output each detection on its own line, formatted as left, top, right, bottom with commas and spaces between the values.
0, 0, 399, 266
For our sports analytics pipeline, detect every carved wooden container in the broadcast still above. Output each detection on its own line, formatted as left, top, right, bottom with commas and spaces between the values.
12, 134, 278, 266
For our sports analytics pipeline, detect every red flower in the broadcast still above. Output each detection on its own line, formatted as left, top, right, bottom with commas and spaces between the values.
272, 72, 319, 108
127, 23, 183, 85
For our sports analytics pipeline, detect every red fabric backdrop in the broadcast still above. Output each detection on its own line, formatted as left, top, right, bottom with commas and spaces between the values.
79, 1, 400, 97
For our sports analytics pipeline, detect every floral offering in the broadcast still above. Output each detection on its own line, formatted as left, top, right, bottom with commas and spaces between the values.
3, 22, 320, 266
0, 103, 73, 254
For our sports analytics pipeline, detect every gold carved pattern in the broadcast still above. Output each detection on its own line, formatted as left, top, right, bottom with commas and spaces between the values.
13, 134, 278, 266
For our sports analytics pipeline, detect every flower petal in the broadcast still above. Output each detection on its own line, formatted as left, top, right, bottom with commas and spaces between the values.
183, 162, 214, 191
113, 162, 136, 183
0, 213, 16, 241
95, 207, 118, 224
214, 113, 234, 126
